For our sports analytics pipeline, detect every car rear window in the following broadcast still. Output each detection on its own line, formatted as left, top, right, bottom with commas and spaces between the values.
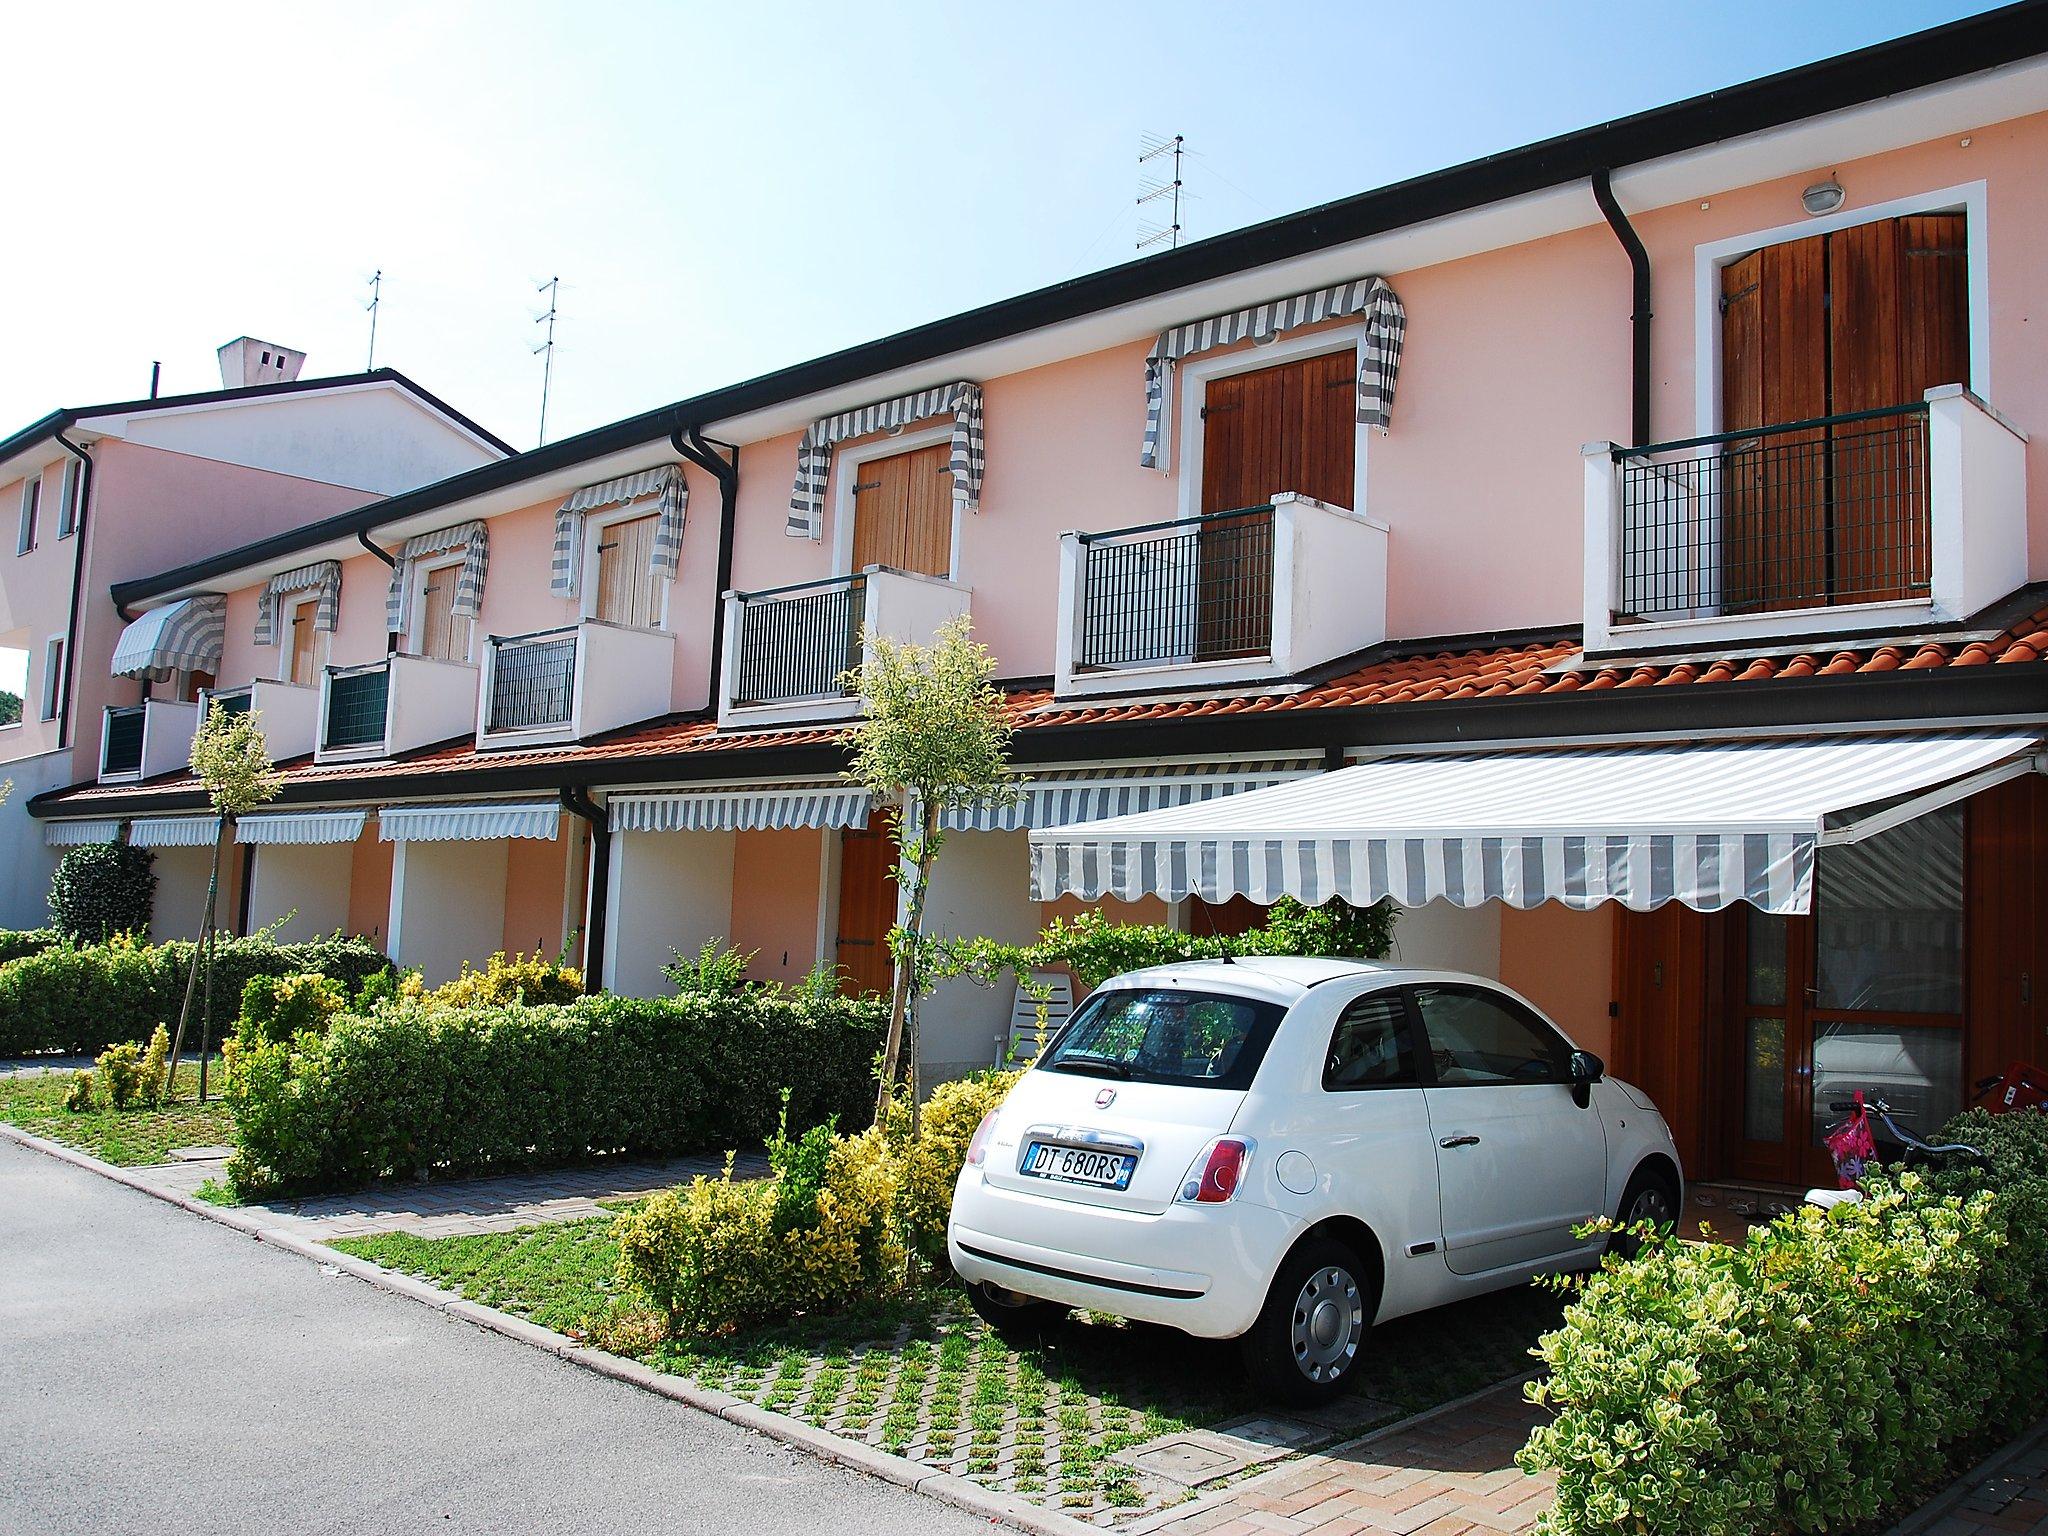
1038, 988, 1286, 1091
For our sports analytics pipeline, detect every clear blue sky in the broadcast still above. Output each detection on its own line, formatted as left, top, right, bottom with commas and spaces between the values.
0, 1, 2009, 455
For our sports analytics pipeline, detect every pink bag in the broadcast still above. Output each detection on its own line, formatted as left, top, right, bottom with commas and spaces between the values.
1825, 1092, 1878, 1190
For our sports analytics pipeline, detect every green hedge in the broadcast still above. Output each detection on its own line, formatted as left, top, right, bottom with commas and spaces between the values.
1519, 1108, 2048, 1536
0, 928, 60, 965
223, 990, 888, 1198
0, 933, 388, 1056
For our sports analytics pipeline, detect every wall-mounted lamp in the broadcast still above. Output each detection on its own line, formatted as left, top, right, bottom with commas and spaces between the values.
1802, 178, 1845, 216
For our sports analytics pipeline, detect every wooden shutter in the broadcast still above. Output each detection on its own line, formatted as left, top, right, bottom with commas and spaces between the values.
289, 602, 320, 688
418, 566, 469, 661
1198, 350, 1355, 516
851, 442, 953, 578
834, 825, 897, 997
595, 512, 661, 627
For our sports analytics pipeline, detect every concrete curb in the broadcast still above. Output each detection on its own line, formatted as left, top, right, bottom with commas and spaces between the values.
0, 1122, 1101, 1536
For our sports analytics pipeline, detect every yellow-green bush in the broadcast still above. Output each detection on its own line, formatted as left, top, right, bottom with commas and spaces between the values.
615, 1127, 901, 1335
888, 1069, 1020, 1270
237, 972, 347, 1048
428, 951, 582, 1009
92, 1027, 168, 1111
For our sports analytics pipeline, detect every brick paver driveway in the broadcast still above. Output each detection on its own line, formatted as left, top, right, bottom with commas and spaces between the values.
1135, 1381, 1549, 1536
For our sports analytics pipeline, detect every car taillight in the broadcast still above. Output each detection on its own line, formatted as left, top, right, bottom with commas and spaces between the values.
1181, 1136, 1255, 1203
965, 1109, 1000, 1168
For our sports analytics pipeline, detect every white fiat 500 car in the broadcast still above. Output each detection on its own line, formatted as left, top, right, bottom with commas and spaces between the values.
949, 957, 1681, 1403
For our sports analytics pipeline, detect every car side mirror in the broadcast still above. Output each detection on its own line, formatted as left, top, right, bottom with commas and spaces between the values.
1569, 1050, 1604, 1108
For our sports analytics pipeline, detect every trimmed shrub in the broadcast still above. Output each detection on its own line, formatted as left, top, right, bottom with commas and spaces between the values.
1519, 1110, 2048, 1536
428, 951, 582, 1010
0, 928, 59, 964
614, 1123, 901, 1335
0, 932, 389, 1057
238, 973, 348, 1048
220, 988, 887, 1198
888, 1068, 1020, 1270
48, 843, 156, 943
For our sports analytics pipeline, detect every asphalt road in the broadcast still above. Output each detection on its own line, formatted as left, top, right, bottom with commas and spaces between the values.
0, 1138, 989, 1535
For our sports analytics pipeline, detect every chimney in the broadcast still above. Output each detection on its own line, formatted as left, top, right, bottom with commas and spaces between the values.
217, 337, 307, 390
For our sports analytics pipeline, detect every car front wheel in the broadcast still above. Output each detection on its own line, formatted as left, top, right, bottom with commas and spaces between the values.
1239, 1236, 1371, 1405
1608, 1165, 1681, 1260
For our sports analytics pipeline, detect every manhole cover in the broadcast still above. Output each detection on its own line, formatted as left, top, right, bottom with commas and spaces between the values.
1129, 1440, 1236, 1484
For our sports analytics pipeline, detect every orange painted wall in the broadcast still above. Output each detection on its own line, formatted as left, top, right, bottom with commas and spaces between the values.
346, 827, 393, 950
502, 834, 570, 958
1499, 903, 1616, 1059
730, 827, 825, 986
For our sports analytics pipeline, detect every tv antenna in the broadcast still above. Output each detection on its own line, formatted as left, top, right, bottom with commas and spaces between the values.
1137, 133, 1184, 251
534, 275, 561, 446
364, 269, 383, 370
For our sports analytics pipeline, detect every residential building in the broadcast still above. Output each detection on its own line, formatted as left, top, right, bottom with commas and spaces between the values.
32, 5, 2048, 1187
0, 343, 510, 930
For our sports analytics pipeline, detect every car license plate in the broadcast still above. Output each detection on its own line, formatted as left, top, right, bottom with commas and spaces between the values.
1020, 1141, 1136, 1190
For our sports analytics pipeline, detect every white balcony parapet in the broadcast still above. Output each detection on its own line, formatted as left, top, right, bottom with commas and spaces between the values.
1054, 492, 1389, 699
197, 679, 320, 761
476, 620, 675, 750
717, 565, 972, 728
98, 699, 199, 783
1584, 386, 2028, 654
314, 652, 478, 764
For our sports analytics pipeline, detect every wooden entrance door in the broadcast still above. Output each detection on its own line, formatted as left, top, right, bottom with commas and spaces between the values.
851, 442, 953, 578
834, 825, 898, 997
1718, 213, 1967, 611
417, 563, 471, 661
595, 511, 662, 628
1195, 350, 1354, 658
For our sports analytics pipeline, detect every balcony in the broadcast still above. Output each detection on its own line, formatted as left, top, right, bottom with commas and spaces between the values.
99, 699, 199, 783
1055, 493, 1389, 698
314, 652, 478, 764
476, 620, 675, 749
718, 566, 972, 727
197, 679, 320, 761
1585, 387, 2028, 652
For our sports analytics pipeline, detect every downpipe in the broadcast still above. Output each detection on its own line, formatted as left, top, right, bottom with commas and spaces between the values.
1592, 168, 1652, 447
670, 421, 739, 707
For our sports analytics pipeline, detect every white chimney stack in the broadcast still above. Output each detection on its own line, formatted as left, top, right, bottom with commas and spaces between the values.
217, 337, 307, 390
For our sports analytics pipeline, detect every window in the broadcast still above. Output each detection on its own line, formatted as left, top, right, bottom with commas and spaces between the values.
0, 643, 25, 728
39, 636, 63, 722
56, 458, 80, 539
1039, 988, 1286, 1091
1323, 990, 1418, 1090
1411, 984, 1570, 1086
17, 476, 40, 555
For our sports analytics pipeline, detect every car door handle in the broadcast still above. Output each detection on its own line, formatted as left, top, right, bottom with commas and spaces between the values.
1438, 1134, 1481, 1149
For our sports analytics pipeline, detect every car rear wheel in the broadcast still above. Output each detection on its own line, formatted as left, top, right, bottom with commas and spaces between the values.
965, 1279, 1068, 1342
1239, 1236, 1371, 1406
1608, 1165, 1680, 1260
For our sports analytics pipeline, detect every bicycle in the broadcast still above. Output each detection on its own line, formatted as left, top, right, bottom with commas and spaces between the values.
1803, 1090, 1983, 1210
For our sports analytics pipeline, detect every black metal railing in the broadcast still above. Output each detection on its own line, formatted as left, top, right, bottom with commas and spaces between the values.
205, 689, 252, 722
102, 706, 145, 776
1077, 505, 1276, 669
1613, 403, 1931, 623
730, 574, 866, 706
488, 628, 578, 732
323, 661, 390, 751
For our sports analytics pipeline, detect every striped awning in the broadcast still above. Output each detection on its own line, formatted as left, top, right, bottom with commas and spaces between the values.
941, 760, 1319, 833
549, 464, 687, 599
378, 801, 560, 843
612, 784, 872, 833
386, 522, 489, 634
236, 810, 370, 846
129, 816, 223, 849
110, 596, 226, 681
1141, 277, 1405, 469
1030, 734, 2043, 917
254, 561, 341, 646
44, 819, 122, 847
786, 381, 983, 540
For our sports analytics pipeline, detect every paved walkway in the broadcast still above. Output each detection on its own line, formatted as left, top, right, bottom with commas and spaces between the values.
1132, 1381, 1550, 1536
1886, 1417, 2048, 1536
131, 1150, 769, 1239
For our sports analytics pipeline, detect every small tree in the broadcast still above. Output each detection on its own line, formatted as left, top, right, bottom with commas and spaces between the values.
164, 702, 281, 1102
842, 616, 1016, 1133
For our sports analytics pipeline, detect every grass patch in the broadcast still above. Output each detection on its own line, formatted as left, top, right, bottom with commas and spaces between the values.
332, 1210, 1565, 1516
0, 1060, 234, 1166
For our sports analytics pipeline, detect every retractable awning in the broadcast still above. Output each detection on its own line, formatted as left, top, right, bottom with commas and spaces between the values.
110, 595, 226, 681
378, 802, 560, 843
610, 783, 871, 833
236, 810, 369, 846
1029, 732, 2044, 917
44, 819, 122, 847
129, 816, 223, 848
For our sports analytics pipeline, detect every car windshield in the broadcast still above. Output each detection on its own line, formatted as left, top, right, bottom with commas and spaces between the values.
1038, 987, 1286, 1091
